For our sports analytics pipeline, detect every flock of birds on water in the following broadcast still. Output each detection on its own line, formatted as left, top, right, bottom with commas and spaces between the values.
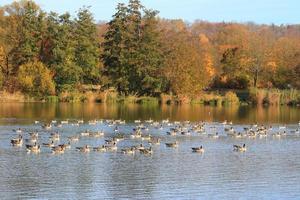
9, 118, 300, 155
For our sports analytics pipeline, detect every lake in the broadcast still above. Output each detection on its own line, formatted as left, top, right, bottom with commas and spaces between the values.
0, 103, 300, 199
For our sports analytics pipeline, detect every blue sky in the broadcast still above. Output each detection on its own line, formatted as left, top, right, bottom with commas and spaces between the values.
1, 0, 299, 24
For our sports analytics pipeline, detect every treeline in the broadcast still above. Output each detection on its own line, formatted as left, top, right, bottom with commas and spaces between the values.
0, 0, 300, 100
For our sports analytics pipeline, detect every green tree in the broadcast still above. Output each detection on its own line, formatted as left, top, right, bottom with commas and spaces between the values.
102, 0, 164, 95
44, 12, 82, 90
74, 7, 101, 84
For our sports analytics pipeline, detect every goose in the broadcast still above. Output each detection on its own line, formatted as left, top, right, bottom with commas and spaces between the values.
29, 132, 38, 138
13, 128, 22, 133
233, 144, 247, 152
50, 132, 60, 141
166, 131, 176, 136
25, 135, 38, 143
105, 142, 118, 151
11, 135, 23, 146
26, 143, 40, 153
121, 147, 135, 154
58, 142, 71, 149
139, 147, 153, 155
88, 120, 97, 125
61, 120, 68, 124
148, 138, 160, 145
42, 123, 52, 130
145, 119, 153, 123
68, 135, 80, 142
89, 131, 104, 138
93, 145, 106, 152
134, 120, 141, 123
165, 141, 178, 148
77, 119, 84, 124
42, 140, 55, 147
76, 145, 90, 153
141, 134, 151, 141
81, 130, 90, 136
52, 146, 65, 154
192, 146, 204, 153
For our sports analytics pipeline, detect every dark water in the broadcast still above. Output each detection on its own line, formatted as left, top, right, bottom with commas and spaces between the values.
0, 102, 299, 124
0, 103, 300, 199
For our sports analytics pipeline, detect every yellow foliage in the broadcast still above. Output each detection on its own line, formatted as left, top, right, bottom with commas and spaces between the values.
18, 61, 55, 96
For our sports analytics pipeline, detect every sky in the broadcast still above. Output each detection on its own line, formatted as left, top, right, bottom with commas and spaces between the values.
1, 0, 299, 25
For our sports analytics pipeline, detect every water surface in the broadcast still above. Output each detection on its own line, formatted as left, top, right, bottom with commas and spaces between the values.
0, 103, 300, 199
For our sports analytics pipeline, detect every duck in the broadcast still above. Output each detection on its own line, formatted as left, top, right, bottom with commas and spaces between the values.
139, 147, 153, 155
11, 135, 23, 146
192, 146, 204, 153
93, 145, 106, 152
165, 141, 178, 148
76, 145, 90, 153
42, 140, 55, 147
233, 144, 247, 152
26, 143, 40, 153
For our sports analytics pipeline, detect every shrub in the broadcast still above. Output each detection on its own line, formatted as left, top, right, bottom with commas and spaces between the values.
223, 91, 240, 104
18, 61, 55, 96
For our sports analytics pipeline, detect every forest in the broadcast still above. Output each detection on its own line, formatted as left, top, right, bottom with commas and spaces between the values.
0, 0, 300, 105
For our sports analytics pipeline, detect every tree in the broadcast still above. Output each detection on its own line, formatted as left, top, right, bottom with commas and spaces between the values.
44, 12, 82, 90
102, 0, 164, 96
163, 28, 209, 96
74, 7, 101, 84
18, 61, 55, 96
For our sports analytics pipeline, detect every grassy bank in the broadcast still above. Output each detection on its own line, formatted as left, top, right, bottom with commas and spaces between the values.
1, 88, 299, 106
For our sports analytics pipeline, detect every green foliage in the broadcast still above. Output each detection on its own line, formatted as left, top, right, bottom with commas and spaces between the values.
102, 0, 164, 96
74, 7, 101, 84
17, 61, 55, 96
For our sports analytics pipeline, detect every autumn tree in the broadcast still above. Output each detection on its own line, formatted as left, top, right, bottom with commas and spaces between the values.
18, 60, 55, 96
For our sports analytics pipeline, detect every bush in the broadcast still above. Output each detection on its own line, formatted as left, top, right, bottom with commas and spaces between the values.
223, 91, 240, 104
18, 61, 55, 96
